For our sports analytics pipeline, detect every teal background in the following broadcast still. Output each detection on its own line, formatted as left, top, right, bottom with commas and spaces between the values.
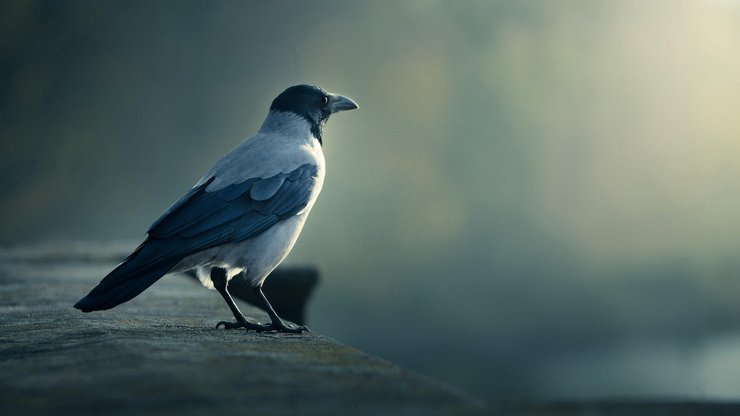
3, 0, 740, 400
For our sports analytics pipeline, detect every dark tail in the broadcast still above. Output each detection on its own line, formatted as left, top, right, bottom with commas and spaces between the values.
74, 241, 181, 312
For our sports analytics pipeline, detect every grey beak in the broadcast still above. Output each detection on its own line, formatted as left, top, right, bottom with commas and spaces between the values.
328, 94, 358, 113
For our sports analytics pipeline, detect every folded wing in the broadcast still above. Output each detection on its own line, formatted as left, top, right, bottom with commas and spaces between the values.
74, 163, 319, 312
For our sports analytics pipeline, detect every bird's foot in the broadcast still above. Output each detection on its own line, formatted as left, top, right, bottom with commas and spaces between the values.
215, 320, 308, 333
216, 320, 272, 332
266, 321, 309, 334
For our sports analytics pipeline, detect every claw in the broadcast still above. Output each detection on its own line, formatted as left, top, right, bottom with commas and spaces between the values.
216, 321, 243, 330
271, 323, 309, 334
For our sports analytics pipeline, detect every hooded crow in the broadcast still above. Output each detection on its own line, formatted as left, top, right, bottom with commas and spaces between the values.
74, 84, 358, 333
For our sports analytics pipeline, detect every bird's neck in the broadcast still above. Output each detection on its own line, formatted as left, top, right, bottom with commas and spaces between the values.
260, 110, 323, 145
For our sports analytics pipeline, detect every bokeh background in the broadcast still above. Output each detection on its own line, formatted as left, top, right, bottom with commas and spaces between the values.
3, 0, 740, 402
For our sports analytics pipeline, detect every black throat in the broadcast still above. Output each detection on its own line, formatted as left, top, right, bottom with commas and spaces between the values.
310, 121, 323, 145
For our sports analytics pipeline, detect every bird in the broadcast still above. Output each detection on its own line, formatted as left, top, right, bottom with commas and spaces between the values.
74, 84, 358, 333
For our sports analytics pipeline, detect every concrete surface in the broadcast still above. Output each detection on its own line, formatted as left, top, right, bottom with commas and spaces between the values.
3, 242, 739, 416
0, 242, 483, 416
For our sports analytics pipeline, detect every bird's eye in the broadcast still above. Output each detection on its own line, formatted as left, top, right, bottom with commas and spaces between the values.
321, 96, 329, 105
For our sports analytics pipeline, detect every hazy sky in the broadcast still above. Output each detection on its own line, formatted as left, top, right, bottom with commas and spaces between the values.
2, 0, 740, 401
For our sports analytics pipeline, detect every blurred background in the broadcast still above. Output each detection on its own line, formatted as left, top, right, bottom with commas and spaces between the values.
2, 0, 740, 402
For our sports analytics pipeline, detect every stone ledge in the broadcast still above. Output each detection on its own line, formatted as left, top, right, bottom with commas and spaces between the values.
0, 243, 484, 416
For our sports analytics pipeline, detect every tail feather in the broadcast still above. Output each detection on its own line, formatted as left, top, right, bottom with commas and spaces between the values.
74, 241, 181, 312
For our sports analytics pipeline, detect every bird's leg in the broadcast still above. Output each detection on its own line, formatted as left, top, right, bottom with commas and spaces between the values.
252, 285, 308, 333
211, 267, 270, 331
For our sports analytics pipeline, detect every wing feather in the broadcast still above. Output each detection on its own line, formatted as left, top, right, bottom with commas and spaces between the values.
251, 176, 287, 201
146, 163, 318, 261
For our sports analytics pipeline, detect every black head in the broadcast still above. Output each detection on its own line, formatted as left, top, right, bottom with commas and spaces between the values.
269, 84, 358, 143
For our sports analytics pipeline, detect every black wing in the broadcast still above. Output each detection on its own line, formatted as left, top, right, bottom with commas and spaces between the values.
74, 163, 319, 311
